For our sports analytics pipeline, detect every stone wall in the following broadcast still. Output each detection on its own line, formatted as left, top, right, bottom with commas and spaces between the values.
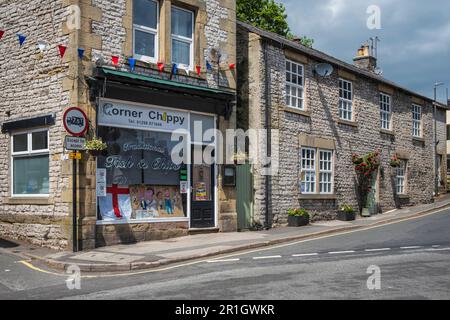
0, 0, 71, 250
237, 25, 435, 226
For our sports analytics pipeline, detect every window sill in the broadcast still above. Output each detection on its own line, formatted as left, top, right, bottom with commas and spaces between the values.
96, 217, 190, 225
5, 197, 54, 205
299, 194, 337, 200
125, 60, 206, 80
396, 194, 410, 200
337, 119, 358, 128
282, 106, 311, 117
380, 129, 395, 136
412, 137, 425, 143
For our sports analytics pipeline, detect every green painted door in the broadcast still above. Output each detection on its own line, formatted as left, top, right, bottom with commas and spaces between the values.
237, 164, 253, 230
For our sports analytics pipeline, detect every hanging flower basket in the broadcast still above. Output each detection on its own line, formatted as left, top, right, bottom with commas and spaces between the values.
389, 154, 401, 167
84, 137, 107, 157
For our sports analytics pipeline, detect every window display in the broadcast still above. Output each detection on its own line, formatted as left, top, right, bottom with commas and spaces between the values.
97, 127, 187, 221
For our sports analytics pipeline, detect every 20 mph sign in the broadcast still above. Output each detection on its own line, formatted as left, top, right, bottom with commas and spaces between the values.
63, 107, 88, 137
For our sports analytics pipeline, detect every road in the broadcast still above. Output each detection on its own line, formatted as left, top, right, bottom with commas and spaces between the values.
1, 208, 450, 300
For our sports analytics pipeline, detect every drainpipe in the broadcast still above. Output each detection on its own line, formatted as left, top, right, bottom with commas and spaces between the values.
263, 40, 272, 230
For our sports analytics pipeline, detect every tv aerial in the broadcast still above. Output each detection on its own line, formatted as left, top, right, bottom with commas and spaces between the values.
314, 63, 334, 77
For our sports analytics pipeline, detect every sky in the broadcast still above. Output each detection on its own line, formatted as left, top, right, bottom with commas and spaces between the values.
281, 0, 450, 103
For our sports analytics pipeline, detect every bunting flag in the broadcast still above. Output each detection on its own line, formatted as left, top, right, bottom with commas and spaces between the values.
0, 30, 4, 41
196, 65, 201, 76
229, 63, 236, 70
157, 62, 164, 73
128, 57, 136, 71
206, 60, 212, 72
77, 48, 85, 60
58, 45, 67, 58
17, 34, 27, 46
171, 63, 178, 75
111, 56, 119, 66
37, 41, 48, 53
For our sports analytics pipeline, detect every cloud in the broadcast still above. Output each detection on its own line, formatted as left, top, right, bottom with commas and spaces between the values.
280, 0, 450, 101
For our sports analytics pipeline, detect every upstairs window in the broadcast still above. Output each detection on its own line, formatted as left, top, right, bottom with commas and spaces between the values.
133, 0, 159, 63
412, 104, 422, 138
171, 6, 194, 70
285, 60, 305, 109
11, 130, 49, 197
339, 79, 353, 121
380, 93, 392, 130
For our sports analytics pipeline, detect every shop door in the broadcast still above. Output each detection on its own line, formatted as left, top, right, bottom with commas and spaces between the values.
191, 147, 215, 228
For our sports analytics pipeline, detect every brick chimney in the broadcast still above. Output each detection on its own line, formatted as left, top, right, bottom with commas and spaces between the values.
353, 44, 377, 72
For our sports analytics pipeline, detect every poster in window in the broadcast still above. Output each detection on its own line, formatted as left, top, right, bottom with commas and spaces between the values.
193, 165, 211, 202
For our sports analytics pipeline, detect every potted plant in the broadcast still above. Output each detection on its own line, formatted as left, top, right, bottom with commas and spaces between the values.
84, 137, 107, 157
389, 154, 401, 167
287, 208, 310, 227
337, 205, 356, 221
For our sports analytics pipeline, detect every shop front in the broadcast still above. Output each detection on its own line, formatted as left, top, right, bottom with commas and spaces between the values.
88, 68, 236, 247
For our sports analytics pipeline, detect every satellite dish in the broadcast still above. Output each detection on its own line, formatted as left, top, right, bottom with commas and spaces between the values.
314, 63, 334, 77
209, 48, 227, 63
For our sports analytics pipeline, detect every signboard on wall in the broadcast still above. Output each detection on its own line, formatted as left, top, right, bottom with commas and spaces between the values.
98, 99, 189, 132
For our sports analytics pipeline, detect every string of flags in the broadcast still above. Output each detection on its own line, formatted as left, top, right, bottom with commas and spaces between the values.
0, 29, 237, 76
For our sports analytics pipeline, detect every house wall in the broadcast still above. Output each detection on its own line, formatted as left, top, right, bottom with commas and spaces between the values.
237, 26, 435, 225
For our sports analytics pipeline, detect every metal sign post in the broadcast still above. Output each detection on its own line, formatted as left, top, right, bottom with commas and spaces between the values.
63, 107, 88, 253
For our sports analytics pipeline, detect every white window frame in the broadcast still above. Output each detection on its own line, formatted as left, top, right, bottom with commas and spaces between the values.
171, 5, 194, 71
285, 59, 305, 110
380, 93, 392, 130
319, 149, 333, 194
412, 104, 422, 138
301, 147, 334, 195
396, 160, 407, 195
10, 128, 50, 198
339, 78, 353, 121
300, 147, 316, 194
133, 0, 159, 63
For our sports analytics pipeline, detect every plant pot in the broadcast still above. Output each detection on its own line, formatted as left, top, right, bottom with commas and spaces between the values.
337, 211, 356, 221
288, 215, 310, 227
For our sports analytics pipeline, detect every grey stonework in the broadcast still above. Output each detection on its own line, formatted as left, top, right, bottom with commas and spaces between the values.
0, 0, 70, 250
237, 24, 436, 227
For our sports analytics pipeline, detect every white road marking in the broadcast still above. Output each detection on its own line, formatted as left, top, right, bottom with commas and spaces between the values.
365, 248, 391, 252
328, 250, 355, 255
206, 259, 240, 263
4, 269, 10, 272
425, 247, 450, 252
400, 246, 424, 250
253, 255, 282, 260
292, 253, 319, 257
432, 245, 441, 248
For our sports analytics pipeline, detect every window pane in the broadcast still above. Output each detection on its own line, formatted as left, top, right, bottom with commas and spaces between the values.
172, 39, 190, 65
135, 30, 155, 57
133, 0, 158, 29
32, 131, 48, 151
13, 134, 28, 153
13, 155, 49, 195
171, 7, 193, 38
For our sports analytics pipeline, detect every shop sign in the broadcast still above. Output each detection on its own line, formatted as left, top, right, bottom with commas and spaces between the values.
65, 136, 86, 151
69, 152, 82, 160
98, 99, 189, 132
63, 107, 89, 137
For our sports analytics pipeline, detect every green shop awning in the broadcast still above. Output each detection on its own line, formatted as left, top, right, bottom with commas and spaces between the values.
96, 67, 235, 102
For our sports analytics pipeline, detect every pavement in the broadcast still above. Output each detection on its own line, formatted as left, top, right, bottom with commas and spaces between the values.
3, 194, 450, 274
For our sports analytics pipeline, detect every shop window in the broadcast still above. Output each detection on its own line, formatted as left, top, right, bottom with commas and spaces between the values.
380, 93, 392, 130
285, 60, 305, 109
97, 127, 187, 221
412, 104, 422, 138
133, 0, 159, 63
171, 6, 194, 70
11, 130, 49, 196
339, 79, 353, 121
300, 147, 334, 195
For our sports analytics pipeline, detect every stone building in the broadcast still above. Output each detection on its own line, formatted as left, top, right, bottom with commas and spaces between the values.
237, 21, 438, 227
0, 0, 237, 250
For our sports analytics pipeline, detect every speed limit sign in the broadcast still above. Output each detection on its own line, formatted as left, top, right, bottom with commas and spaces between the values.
63, 107, 88, 137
